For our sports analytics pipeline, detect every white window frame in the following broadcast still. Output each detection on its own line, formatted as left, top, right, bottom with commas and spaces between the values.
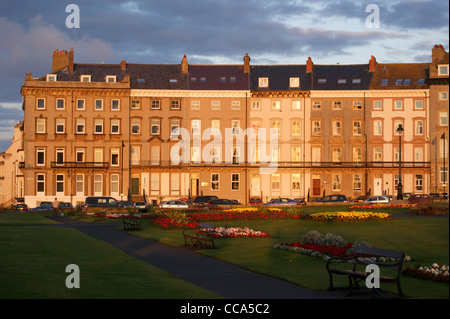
111, 99, 120, 111
36, 118, 46, 134
94, 119, 104, 134
231, 173, 240, 191
258, 77, 269, 88
111, 119, 120, 134
211, 173, 220, 190
56, 98, 65, 110
76, 119, 86, 134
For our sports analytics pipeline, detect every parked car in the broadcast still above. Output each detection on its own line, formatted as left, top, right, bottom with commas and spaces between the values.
84, 196, 120, 208
249, 198, 263, 206
207, 199, 241, 206
14, 204, 28, 211
133, 202, 148, 212
408, 194, 433, 204
29, 201, 54, 211
263, 198, 298, 206
193, 196, 219, 205
293, 198, 307, 205
402, 193, 413, 199
59, 202, 73, 208
429, 193, 440, 199
119, 201, 134, 208
159, 200, 189, 209
364, 196, 390, 204
353, 196, 370, 202
316, 195, 348, 203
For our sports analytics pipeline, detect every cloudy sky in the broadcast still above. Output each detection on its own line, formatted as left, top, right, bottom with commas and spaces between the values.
0, 0, 448, 151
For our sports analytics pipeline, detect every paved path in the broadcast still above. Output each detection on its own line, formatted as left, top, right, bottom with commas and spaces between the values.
45, 216, 401, 299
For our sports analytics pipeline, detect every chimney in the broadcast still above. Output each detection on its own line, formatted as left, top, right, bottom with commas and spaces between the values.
432, 44, 447, 64
120, 59, 127, 71
243, 53, 251, 73
52, 49, 69, 73
69, 48, 74, 72
306, 57, 313, 73
369, 55, 377, 72
181, 55, 188, 73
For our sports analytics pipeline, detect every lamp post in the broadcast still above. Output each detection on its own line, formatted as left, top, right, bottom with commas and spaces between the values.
396, 124, 404, 200
442, 132, 447, 199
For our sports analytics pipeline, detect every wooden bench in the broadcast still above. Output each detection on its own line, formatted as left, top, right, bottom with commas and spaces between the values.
183, 223, 217, 249
123, 214, 142, 231
409, 199, 431, 215
326, 246, 405, 297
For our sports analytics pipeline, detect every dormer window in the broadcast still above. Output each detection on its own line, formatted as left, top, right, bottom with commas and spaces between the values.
290, 77, 300, 88
105, 76, 116, 83
352, 79, 361, 84
169, 79, 178, 83
337, 79, 347, 84
259, 77, 269, 88
317, 79, 327, 84
438, 65, 449, 76
46, 74, 57, 82
80, 75, 91, 82
381, 79, 389, 85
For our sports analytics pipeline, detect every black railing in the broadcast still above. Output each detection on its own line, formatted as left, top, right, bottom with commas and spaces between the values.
50, 162, 109, 169
130, 161, 431, 169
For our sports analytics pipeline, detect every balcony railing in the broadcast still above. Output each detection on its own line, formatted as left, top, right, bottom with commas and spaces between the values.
129, 161, 431, 169
50, 162, 110, 169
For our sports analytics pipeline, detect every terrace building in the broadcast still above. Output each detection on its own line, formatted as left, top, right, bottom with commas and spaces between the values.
11, 45, 449, 208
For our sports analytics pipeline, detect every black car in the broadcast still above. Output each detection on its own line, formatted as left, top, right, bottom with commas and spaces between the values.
193, 196, 219, 205
207, 199, 241, 206
14, 204, 29, 211
84, 196, 120, 208
317, 195, 348, 203
29, 202, 54, 211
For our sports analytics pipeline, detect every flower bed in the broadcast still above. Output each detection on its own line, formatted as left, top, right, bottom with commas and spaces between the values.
308, 211, 392, 221
274, 230, 411, 262
349, 204, 415, 209
402, 263, 449, 283
214, 227, 269, 238
186, 210, 300, 222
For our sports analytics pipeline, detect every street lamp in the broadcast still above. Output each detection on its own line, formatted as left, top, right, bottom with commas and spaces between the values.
442, 132, 447, 199
396, 124, 404, 200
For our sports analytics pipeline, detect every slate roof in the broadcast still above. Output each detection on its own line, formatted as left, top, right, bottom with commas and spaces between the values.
55, 64, 128, 82
188, 65, 249, 90
311, 64, 373, 90
250, 65, 311, 91
369, 63, 429, 90
126, 64, 189, 90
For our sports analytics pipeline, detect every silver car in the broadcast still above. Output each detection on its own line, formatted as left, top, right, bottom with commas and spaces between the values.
364, 196, 390, 204
159, 200, 189, 209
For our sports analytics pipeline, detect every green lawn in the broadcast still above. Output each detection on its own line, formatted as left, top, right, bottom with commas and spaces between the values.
0, 212, 219, 299
1, 209, 448, 299
135, 213, 449, 299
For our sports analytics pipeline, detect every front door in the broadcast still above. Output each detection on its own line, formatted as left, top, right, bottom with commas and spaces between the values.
191, 179, 199, 197
251, 174, 261, 197
313, 178, 321, 196
374, 177, 382, 196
